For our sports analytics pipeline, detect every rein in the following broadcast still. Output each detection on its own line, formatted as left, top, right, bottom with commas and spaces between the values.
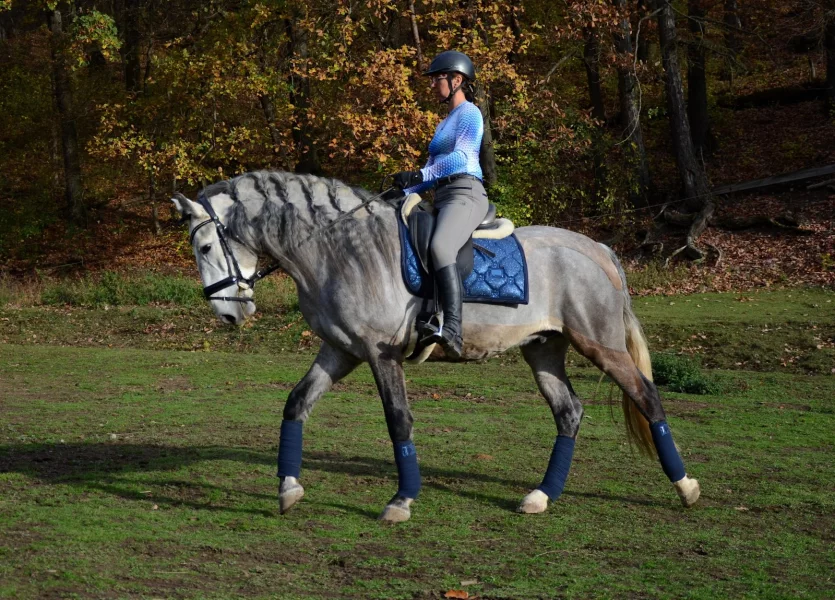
293, 185, 397, 249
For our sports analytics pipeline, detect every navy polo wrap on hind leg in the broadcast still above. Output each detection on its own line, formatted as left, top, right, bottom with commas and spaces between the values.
537, 436, 576, 500
651, 420, 686, 482
393, 440, 421, 499
277, 419, 304, 479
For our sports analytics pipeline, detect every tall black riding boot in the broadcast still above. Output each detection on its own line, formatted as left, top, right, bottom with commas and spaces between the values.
435, 264, 463, 358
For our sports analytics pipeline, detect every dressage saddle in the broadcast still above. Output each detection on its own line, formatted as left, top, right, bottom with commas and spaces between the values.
400, 194, 514, 282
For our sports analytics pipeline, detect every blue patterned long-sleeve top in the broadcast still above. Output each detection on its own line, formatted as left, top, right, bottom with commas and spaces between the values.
405, 101, 483, 195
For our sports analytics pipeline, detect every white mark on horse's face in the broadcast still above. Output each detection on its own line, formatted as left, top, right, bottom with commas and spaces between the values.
171, 193, 259, 326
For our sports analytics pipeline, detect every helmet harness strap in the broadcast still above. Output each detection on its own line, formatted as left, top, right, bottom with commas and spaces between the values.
442, 73, 463, 104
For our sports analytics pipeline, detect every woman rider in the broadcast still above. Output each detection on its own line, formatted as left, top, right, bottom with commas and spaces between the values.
391, 50, 488, 359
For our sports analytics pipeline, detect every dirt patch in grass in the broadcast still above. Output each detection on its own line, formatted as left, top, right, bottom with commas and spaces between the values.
154, 375, 195, 393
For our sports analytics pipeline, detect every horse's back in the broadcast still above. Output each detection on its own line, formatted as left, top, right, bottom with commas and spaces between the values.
514, 225, 623, 292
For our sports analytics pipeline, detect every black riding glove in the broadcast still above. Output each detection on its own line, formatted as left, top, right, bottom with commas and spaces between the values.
392, 170, 423, 190
380, 187, 405, 202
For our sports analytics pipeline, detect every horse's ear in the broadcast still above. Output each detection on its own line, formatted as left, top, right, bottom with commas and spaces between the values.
171, 193, 207, 219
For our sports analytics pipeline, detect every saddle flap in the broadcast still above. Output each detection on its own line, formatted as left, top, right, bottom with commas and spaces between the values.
407, 207, 435, 276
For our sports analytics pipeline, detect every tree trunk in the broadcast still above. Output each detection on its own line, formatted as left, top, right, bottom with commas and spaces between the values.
143, 38, 153, 93
150, 171, 162, 235
508, 0, 522, 64
613, 0, 651, 207
635, 0, 650, 63
475, 84, 497, 188
285, 15, 321, 175
123, 0, 142, 92
48, 8, 85, 226
259, 94, 283, 156
582, 28, 607, 204
826, 19, 835, 111
407, 0, 424, 72
466, 3, 498, 188
687, 0, 713, 154
721, 0, 741, 81
583, 28, 606, 122
654, 0, 711, 213
256, 42, 283, 158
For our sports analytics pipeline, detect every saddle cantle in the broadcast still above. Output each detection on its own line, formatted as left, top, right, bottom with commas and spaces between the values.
398, 194, 528, 305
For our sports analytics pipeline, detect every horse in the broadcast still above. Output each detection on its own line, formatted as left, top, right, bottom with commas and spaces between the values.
171, 170, 701, 523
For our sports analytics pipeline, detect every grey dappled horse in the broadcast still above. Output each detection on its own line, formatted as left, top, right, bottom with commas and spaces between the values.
171, 170, 700, 523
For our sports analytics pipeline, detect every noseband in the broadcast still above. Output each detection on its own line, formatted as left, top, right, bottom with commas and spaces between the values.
189, 196, 280, 303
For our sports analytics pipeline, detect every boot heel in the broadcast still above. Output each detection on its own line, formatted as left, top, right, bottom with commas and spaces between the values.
439, 336, 462, 359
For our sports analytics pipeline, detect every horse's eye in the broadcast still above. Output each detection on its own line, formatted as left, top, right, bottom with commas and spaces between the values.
200, 244, 212, 255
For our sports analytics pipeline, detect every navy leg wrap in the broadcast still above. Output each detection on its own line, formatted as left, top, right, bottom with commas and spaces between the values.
393, 440, 421, 499
537, 436, 576, 500
277, 419, 304, 479
651, 420, 686, 482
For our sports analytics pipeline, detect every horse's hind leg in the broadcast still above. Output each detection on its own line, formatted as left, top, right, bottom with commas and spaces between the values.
564, 328, 700, 507
277, 342, 361, 514
517, 334, 584, 514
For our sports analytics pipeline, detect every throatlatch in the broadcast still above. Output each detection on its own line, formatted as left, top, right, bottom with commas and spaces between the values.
537, 436, 576, 500
277, 419, 304, 479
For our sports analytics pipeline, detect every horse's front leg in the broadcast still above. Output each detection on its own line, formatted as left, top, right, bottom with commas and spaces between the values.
517, 336, 584, 514
277, 342, 360, 514
368, 352, 420, 523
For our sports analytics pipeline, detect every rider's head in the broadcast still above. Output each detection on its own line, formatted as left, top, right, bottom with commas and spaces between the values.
423, 50, 476, 104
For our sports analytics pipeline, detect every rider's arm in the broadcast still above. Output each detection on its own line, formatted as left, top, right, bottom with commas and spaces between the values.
403, 155, 436, 195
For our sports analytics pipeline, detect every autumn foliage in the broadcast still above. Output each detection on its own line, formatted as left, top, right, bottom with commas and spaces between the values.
0, 0, 833, 289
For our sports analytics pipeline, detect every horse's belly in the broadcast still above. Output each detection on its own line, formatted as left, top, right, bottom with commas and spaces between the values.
460, 319, 563, 360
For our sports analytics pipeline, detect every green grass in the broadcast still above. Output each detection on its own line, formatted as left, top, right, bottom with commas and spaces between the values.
631, 287, 834, 375
0, 288, 833, 597
39, 271, 205, 307
0, 344, 833, 599
622, 260, 695, 292
2, 287, 831, 375
2, 271, 300, 312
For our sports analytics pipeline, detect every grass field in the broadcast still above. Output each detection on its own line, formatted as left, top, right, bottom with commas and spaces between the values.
1, 287, 833, 599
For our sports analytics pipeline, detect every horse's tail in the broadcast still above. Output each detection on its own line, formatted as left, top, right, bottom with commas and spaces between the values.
602, 245, 656, 457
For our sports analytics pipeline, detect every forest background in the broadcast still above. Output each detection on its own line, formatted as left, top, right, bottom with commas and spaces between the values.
0, 0, 832, 293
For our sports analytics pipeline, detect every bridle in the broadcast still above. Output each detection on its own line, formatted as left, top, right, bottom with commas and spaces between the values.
182, 184, 397, 303
187, 194, 280, 304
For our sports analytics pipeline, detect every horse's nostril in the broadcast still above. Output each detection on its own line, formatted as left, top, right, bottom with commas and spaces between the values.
221, 314, 236, 324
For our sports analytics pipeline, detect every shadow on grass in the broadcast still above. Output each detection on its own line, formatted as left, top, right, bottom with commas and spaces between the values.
0, 443, 665, 515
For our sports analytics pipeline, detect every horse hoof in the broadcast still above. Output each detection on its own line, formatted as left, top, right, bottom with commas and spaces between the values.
674, 476, 700, 508
378, 496, 413, 523
279, 483, 305, 514
517, 489, 549, 514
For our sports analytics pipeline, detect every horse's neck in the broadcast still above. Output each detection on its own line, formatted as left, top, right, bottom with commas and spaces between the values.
217, 172, 398, 296
283, 205, 399, 296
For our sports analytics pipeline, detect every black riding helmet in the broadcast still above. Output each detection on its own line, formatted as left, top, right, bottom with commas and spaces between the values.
423, 50, 475, 103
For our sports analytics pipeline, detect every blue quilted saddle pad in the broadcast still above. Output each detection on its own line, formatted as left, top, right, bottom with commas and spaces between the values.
399, 220, 529, 305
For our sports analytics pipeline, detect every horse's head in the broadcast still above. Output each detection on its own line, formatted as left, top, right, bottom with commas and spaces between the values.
171, 191, 258, 326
